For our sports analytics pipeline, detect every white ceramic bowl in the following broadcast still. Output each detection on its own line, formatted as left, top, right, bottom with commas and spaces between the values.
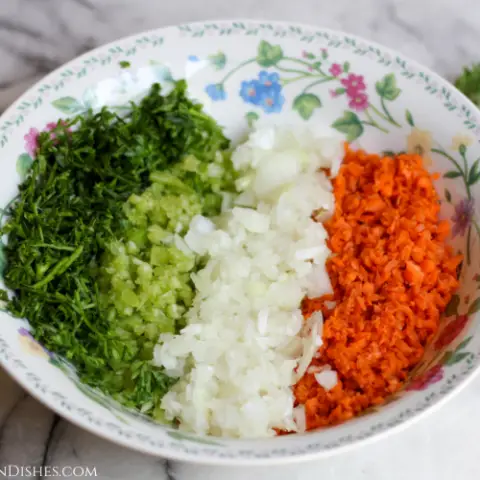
1, 20, 479, 465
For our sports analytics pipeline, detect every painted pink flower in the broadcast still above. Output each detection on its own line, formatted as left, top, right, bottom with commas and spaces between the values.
348, 93, 369, 111
45, 122, 59, 131
24, 127, 40, 157
341, 73, 367, 97
407, 365, 443, 391
24, 121, 71, 158
329, 63, 342, 77
330, 89, 339, 98
435, 315, 469, 349
45, 120, 71, 141
302, 50, 309, 58
46, 119, 69, 131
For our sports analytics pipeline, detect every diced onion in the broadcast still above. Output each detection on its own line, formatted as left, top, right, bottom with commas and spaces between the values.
314, 369, 338, 391
155, 126, 342, 437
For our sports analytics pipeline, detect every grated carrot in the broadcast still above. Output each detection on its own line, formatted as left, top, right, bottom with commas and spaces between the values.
294, 147, 462, 429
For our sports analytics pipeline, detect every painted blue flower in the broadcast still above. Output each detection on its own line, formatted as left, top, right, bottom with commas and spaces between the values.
205, 83, 227, 101
258, 70, 280, 88
240, 79, 263, 105
239, 71, 284, 114
259, 84, 285, 113
188, 55, 200, 62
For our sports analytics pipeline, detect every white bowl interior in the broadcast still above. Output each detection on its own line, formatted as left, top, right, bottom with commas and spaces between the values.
0, 21, 479, 464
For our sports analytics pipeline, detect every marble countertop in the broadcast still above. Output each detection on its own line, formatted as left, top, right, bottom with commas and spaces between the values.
1, 0, 480, 478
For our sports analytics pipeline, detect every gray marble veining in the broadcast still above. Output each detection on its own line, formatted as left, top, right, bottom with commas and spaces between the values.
0, 0, 478, 91
0, 1, 479, 479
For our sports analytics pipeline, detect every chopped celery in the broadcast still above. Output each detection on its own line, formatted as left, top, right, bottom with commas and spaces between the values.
97, 151, 237, 405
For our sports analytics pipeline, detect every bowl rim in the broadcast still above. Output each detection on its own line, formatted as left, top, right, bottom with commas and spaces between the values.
1, 18, 480, 466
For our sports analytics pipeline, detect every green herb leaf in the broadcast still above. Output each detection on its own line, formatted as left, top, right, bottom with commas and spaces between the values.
2, 81, 235, 418
331, 111, 364, 142
0, 244, 5, 277
119, 61, 131, 69
455, 64, 480, 107
293, 93, 321, 120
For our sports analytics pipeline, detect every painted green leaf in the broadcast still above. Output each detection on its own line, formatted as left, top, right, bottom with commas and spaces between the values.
445, 294, 460, 316
293, 93, 322, 120
440, 351, 453, 365
167, 430, 222, 446
16, 153, 33, 179
381, 150, 406, 157
304, 51, 315, 59
151, 65, 174, 83
75, 381, 128, 424
49, 356, 64, 370
382, 150, 396, 157
375, 73, 401, 101
405, 109, 415, 126
468, 296, 480, 314
456, 335, 473, 352
343, 61, 350, 73
443, 170, 463, 179
208, 51, 227, 70
468, 158, 480, 185
331, 111, 364, 142
256, 40, 283, 67
445, 351, 470, 366
444, 189, 452, 203
119, 60, 131, 69
82, 88, 98, 110
51, 96, 84, 114
245, 111, 259, 128
334, 87, 346, 95
321, 50, 328, 60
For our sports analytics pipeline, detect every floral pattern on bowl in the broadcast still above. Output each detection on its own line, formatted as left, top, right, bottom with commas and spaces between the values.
0, 20, 479, 464
18, 327, 53, 360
